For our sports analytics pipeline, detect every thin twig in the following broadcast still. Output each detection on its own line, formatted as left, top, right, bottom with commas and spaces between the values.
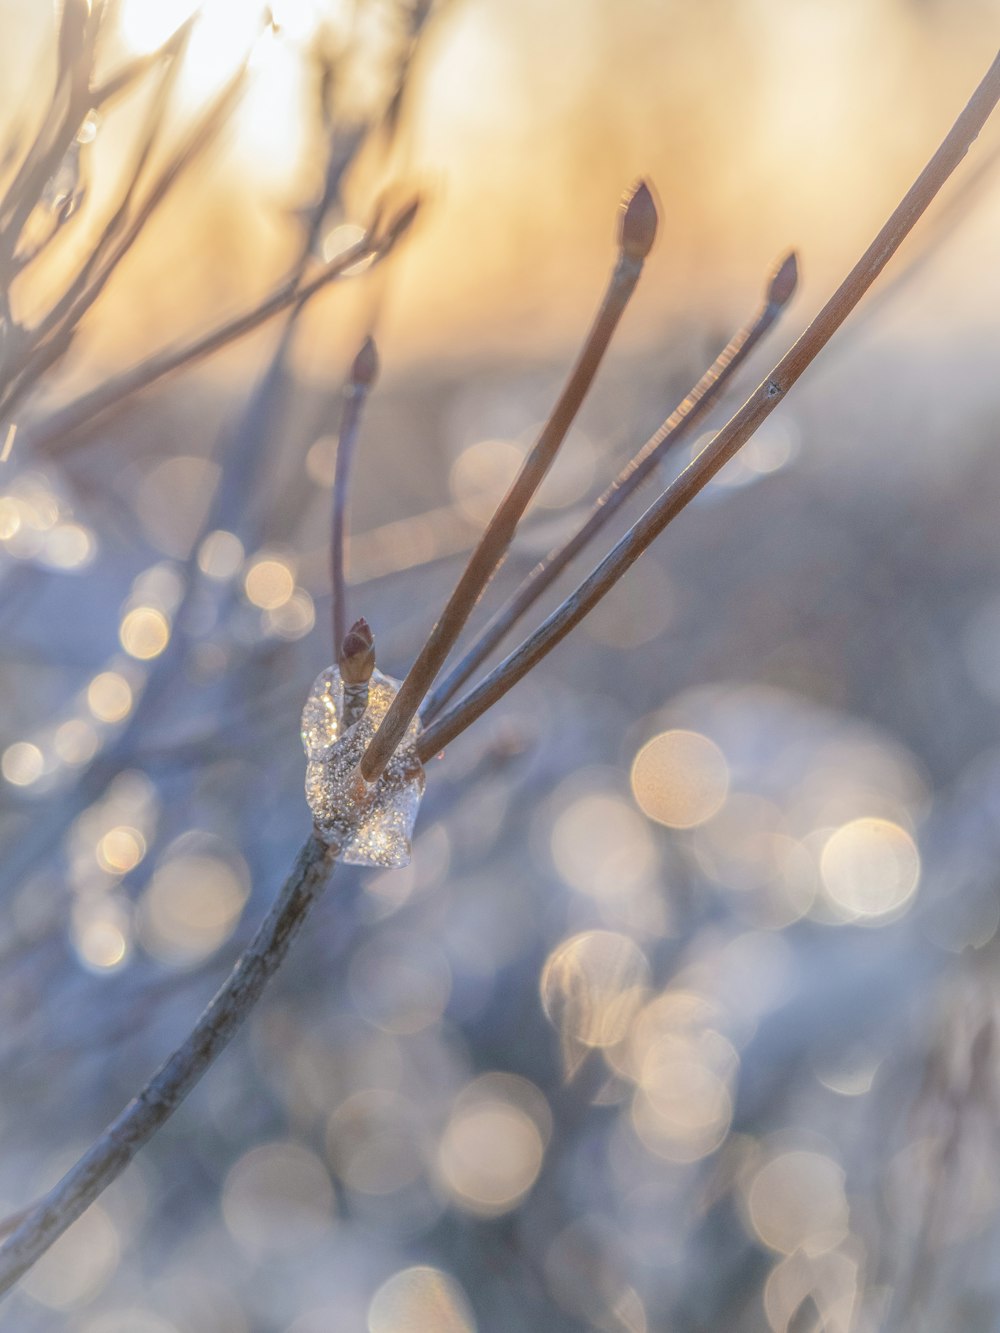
358, 180, 659, 783
24, 206, 416, 452
331, 336, 379, 652
420, 250, 798, 721
416, 48, 1000, 762
0, 835, 337, 1297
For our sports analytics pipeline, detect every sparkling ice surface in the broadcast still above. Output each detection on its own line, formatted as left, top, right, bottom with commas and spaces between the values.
301, 666, 424, 868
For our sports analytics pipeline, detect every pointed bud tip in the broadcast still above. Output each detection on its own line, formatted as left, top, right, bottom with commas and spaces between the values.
767, 251, 798, 307
350, 336, 379, 389
619, 180, 658, 261
339, 616, 376, 683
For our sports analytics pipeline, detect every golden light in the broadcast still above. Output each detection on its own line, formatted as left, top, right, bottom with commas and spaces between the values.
119, 0, 199, 56
87, 671, 134, 723
540, 931, 650, 1072
243, 554, 295, 610
221, 1141, 334, 1255
43, 523, 95, 569
72, 902, 131, 972
139, 851, 249, 965
764, 1248, 859, 1333
367, 1266, 476, 1333
549, 790, 657, 901
197, 528, 245, 580
264, 588, 315, 640
746, 1149, 850, 1256
436, 1074, 550, 1218
631, 1031, 735, 1164
96, 826, 147, 875
631, 729, 729, 829
53, 719, 99, 766
119, 606, 170, 660
2, 741, 45, 786
820, 817, 920, 922
449, 439, 523, 525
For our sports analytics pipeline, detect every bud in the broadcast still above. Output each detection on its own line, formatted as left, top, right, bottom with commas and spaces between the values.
350, 336, 379, 390
766, 251, 799, 309
339, 617, 375, 684
618, 180, 658, 261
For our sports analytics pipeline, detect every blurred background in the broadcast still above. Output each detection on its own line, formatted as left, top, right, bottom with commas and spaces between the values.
1, 1, 1000, 1330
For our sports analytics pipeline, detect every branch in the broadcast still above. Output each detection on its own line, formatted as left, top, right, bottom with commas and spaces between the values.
0, 834, 337, 1297
331, 337, 379, 652
416, 48, 1000, 761
24, 205, 415, 452
359, 180, 658, 783
420, 250, 798, 721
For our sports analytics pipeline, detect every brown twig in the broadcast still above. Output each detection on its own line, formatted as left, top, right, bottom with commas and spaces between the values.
331, 337, 379, 652
416, 48, 1000, 761
358, 180, 658, 783
420, 250, 798, 721
0, 835, 338, 1297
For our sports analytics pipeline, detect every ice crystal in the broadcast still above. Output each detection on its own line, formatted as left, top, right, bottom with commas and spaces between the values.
301, 665, 424, 868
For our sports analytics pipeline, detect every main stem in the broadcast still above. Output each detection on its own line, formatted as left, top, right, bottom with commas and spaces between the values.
0, 835, 337, 1296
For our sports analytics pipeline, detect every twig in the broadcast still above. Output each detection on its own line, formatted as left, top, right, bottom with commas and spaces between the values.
0, 835, 338, 1297
331, 337, 379, 651
359, 180, 658, 783
420, 250, 798, 721
415, 48, 1000, 761
24, 205, 416, 452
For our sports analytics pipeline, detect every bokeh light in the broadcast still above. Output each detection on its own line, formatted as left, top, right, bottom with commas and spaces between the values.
631, 729, 729, 829
820, 817, 920, 922
119, 607, 171, 660
541, 931, 650, 1072
746, 1149, 850, 1256
436, 1074, 550, 1218
87, 672, 134, 724
2, 740, 45, 786
221, 1141, 334, 1255
244, 553, 296, 610
367, 1265, 476, 1333
139, 849, 249, 965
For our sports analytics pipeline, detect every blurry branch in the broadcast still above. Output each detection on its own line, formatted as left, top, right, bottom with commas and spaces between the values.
25, 202, 417, 453
0, 835, 338, 1298
359, 180, 659, 783
421, 250, 798, 721
415, 48, 1000, 760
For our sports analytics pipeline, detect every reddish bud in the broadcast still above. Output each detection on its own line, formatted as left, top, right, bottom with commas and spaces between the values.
339, 617, 375, 684
618, 180, 658, 261
766, 251, 798, 309
350, 336, 379, 390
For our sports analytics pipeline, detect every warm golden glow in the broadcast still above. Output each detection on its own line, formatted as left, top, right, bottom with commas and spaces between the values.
746, 1149, 849, 1256
197, 528, 245, 580
820, 817, 920, 922
631, 729, 729, 829
119, 606, 171, 660
244, 555, 295, 610
368, 1266, 475, 1333
540, 930, 650, 1071
96, 826, 147, 875
87, 671, 134, 723
53, 719, 99, 766
139, 851, 249, 965
2, 740, 45, 786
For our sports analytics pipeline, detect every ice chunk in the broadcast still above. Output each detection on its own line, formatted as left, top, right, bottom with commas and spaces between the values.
301, 666, 424, 868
